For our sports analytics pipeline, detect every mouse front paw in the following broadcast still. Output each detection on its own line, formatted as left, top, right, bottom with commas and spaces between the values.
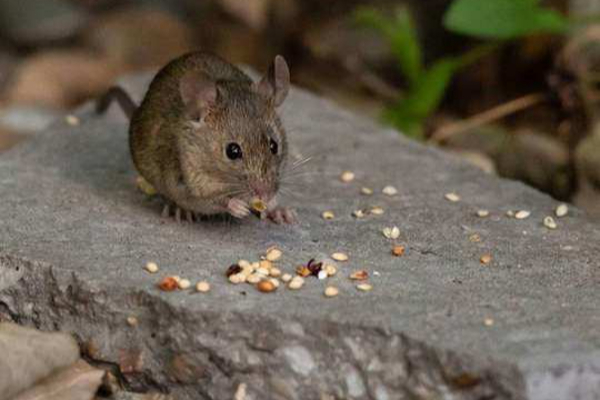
227, 198, 251, 219
266, 206, 297, 224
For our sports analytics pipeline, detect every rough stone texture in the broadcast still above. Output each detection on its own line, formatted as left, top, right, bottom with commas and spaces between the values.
1, 74, 599, 400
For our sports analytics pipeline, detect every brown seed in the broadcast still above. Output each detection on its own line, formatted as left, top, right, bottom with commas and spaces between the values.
226, 264, 243, 277
296, 266, 311, 277
350, 270, 369, 281
158, 276, 178, 291
257, 279, 277, 293
480, 254, 492, 265
392, 245, 405, 256
324, 286, 339, 297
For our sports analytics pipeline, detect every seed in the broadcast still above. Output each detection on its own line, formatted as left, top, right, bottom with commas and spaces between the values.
281, 273, 293, 282
226, 264, 243, 277
382, 186, 398, 196
350, 270, 368, 281
506, 210, 515, 217
195, 281, 211, 292
480, 254, 492, 265
251, 261, 260, 269
240, 265, 254, 277
361, 187, 373, 195
324, 264, 337, 276
178, 279, 191, 290
65, 114, 80, 126
469, 234, 482, 243
544, 216, 557, 229
515, 210, 531, 220
483, 318, 494, 327
269, 267, 282, 277
238, 259, 251, 268
259, 260, 273, 270
324, 286, 339, 297
356, 283, 373, 292
445, 193, 460, 202
126, 316, 138, 327
246, 274, 262, 284
317, 270, 328, 280
288, 276, 304, 290
172, 276, 181, 283
144, 262, 159, 273
265, 248, 283, 261
257, 279, 277, 293
158, 277, 178, 291
251, 199, 267, 212
322, 211, 335, 220
352, 209, 366, 218
555, 204, 568, 217
476, 210, 489, 218
331, 252, 349, 262
370, 206, 384, 215
382, 226, 400, 239
228, 274, 244, 284
392, 245, 405, 256
269, 278, 280, 288
340, 171, 355, 182
256, 267, 270, 276
136, 176, 157, 196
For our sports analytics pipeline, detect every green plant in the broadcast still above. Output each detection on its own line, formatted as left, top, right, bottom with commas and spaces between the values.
355, 0, 572, 139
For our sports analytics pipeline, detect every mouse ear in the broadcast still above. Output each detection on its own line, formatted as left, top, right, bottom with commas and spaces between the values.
255, 55, 290, 107
179, 70, 217, 122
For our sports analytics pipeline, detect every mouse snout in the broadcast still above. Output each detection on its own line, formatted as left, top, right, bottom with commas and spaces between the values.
250, 180, 274, 201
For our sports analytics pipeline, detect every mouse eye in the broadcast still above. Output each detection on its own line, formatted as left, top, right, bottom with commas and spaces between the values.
269, 138, 278, 155
226, 142, 243, 160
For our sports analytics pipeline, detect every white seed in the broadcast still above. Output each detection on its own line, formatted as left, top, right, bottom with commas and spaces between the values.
382, 186, 398, 196
246, 274, 262, 284
259, 260, 273, 270
317, 270, 328, 280
65, 114, 80, 126
476, 210, 489, 218
361, 187, 373, 195
555, 204, 568, 218
256, 267, 270, 276
241, 265, 254, 277
324, 264, 337, 276
356, 283, 373, 292
324, 286, 339, 297
229, 274, 244, 284
352, 209, 365, 218
269, 267, 282, 277
322, 211, 335, 220
340, 171, 355, 182
484, 318, 494, 327
126, 316, 138, 326
331, 252, 349, 262
238, 259, 251, 268
195, 281, 211, 292
172, 275, 181, 283
445, 193, 460, 202
515, 210, 531, 220
506, 210, 515, 217
544, 216, 557, 229
370, 206, 384, 215
281, 273, 293, 283
382, 226, 400, 239
266, 248, 283, 261
288, 276, 304, 290
136, 176, 156, 196
178, 279, 191, 290
251, 261, 260, 269
269, 278, 280, 288
144, 262, 159, 273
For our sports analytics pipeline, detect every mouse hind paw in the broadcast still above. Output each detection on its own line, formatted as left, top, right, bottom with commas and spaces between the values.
267, 206, 297, 224
160, 203, 196, 223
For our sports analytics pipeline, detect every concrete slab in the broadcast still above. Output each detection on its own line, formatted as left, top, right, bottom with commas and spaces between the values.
0, 74, 599, 400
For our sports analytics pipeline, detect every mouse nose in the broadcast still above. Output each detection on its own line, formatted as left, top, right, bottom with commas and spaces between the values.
250, 181, 272, 200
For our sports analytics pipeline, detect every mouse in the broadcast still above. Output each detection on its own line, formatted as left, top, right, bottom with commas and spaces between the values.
96, 51, 296, 224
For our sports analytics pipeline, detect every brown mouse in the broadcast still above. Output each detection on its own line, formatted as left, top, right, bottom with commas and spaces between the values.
97, 51, 296, 224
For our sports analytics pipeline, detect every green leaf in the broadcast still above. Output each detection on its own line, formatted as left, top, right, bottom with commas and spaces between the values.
354, 7, 422, 86
444, 0, 569, 39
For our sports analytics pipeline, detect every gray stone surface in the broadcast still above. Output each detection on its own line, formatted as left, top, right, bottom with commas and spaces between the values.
0, 75, 599, 400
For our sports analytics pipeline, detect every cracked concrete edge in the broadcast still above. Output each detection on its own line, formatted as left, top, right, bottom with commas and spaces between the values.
0, 253, 526, 400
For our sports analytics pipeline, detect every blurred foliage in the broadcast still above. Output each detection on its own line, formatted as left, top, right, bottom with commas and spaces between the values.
355, 0, 575, 139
